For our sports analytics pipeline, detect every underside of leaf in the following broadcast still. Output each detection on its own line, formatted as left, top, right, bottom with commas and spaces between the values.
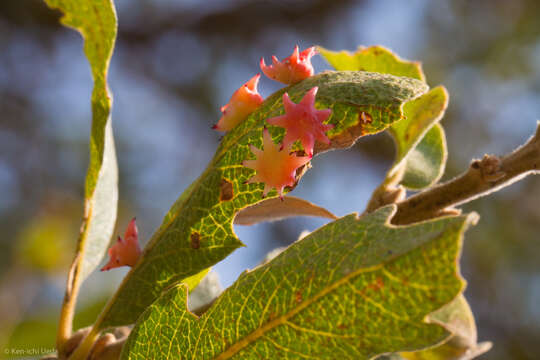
234, 196, 337, 225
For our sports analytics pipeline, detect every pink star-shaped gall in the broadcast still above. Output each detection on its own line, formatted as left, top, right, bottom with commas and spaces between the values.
101, 218, 142, 271
260, 45, 316, 84
266, 86, 333, 157
243, 128, 311, 198
213, 74, 264, 132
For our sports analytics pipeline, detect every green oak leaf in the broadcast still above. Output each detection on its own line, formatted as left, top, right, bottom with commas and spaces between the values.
93, 71, 428, 330
391, 88, 448, 189
399, 123, 447, 190
319, 46, 448, 190
378, 295, 491, 360
122, 205, 474, 359
42, 0, 118, 280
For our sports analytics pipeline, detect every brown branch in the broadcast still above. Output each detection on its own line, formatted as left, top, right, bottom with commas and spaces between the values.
392, 122, 540, 225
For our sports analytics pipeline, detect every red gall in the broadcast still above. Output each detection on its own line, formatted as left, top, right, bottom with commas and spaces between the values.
213, 74, 264, 132
260, 45, 316, 84
243, 128, 311, 198
267, 86, 333, 157
101, 218, 142, 271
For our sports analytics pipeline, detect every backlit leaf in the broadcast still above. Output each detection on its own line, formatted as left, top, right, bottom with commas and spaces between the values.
95, 71, 428, 330
122, 205, 474, 359
42, 0, 118, 280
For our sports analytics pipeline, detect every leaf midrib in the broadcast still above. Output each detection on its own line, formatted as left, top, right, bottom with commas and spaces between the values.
209, 224, 458, 359
213, 263, 383, 360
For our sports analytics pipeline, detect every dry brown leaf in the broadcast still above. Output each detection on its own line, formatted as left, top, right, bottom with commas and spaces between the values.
234, 196, 337, 225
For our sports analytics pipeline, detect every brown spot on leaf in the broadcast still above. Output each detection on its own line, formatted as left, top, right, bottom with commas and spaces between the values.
191, 232, 200, 249
368, 277, 384, 292
293, 149, 307, 157
295, 291, 303, 304
359, 111, 373, 125
313, 106, 389, 155
220, 178, 234, 201
313, 120, 365, 155
337, 323, 348, 330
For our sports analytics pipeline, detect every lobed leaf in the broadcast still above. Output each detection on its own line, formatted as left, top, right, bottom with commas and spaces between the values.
95, 71, 428, 330
319, 46, 448, 190
122, 205, 474, 359
42, 0, 118, 280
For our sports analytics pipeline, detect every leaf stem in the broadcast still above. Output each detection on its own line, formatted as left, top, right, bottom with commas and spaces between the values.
68, 326, 100, 360
57, 241, 85, 358
392, 122, 540, 225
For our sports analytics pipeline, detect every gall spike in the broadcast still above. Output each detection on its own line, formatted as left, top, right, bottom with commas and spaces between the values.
267, 86, 333, 157
260, 45, 316, 84
213, 74, 264, 132
243, 128, 311, 198
101, 218, 142, 271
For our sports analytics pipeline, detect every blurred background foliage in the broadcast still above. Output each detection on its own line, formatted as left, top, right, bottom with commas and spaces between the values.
0, 0, 539, 358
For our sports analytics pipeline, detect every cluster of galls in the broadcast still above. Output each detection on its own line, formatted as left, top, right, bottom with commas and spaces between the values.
214, 46, 334, 198
102, 46, 334, 271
